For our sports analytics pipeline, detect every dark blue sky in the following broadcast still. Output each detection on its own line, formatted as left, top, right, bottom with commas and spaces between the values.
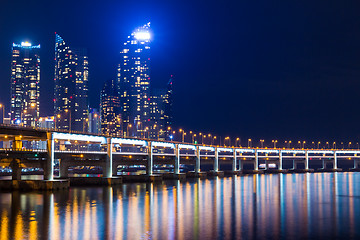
1, 0, 360, 146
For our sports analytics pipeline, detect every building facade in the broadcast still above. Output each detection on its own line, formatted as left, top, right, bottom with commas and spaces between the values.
100, 79, 122, 137
10, 42, 40, 126
88, 108, 101, 134
54, 34, 89, 131
118, 23, 151, 137
149, 77, 174, 140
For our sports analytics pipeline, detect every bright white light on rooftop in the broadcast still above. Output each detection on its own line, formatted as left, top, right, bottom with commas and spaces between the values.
21, 42, 32, 47
134, 32, 150, 40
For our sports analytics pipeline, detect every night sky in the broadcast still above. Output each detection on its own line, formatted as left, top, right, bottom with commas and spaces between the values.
1, 0, 360, 146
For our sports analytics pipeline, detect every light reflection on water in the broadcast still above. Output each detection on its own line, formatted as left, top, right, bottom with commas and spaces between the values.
0, 173, 360, 239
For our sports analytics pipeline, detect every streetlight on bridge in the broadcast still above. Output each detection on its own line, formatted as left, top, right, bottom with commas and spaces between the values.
236, 138, 240, 147
272, 140, 278, 148
248, 139, 252, 148
260, 139, 264, 148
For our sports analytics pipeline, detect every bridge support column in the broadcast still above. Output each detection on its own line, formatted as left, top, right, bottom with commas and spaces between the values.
104, 137, 113, 178
321, 159, 325, 169
214, 147, 219, 172
333, 152, 337, 170
146, 141, 153, 175
44, 133, 54, 180
112, 164, 118, 176
305, 151, 309, 170
232, 149, 237, 171
254, 150, 258, 171
59, 160, 68, 179
13, 136, 23, 150
11, 159, 21, 180
195, 146, 200, 173
174, 144, 180, 174
279, 151, 283, 170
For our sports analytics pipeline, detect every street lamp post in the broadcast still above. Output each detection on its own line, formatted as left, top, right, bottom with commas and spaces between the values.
260, 139, 264, 148
317, 141, 321, 149
224, 137, 230, 147
236, 138, 240, 147
333, 142, 336, 149
272, 140, 278, 149
248, 139, 252, 148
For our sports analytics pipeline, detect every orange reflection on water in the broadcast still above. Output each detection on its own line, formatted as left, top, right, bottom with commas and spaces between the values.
1, 173, 360, 239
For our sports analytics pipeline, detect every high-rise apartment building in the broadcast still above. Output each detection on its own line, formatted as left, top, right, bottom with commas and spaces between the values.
100, 79, 122, 136
149, 77, 174, 140
88, 108, 100, 134
163, 76, 174, 135
54, 34, 89, 131
118, 23, 151, 137
10, 42, 40, 126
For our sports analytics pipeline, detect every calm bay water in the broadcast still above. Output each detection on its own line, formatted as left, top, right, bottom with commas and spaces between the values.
0, 172, 360, 239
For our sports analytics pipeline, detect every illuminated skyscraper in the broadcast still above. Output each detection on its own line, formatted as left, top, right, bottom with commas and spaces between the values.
118, 22, 151, 137
10, 42, 40, 126
88, 108, 101, 134
163, 76, 174, 134
54, 34, 89, 131
149, 76, 174, 140
100, 79, 122, 136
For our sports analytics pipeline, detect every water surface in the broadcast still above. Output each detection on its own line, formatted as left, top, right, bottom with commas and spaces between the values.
0, 172, 360, 239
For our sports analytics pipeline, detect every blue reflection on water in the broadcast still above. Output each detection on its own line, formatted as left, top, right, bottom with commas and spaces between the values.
0, 172, 360, 239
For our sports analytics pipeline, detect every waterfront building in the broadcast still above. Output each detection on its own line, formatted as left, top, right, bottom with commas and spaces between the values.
88, 108, 100, 134
10, 42, 40, 127
118, 22, 151, 137
163, 76, 174, 138
100, 79, 122, 137
149, 88, 165, 139
54, 34, 89, 131
149, 77, 174, 140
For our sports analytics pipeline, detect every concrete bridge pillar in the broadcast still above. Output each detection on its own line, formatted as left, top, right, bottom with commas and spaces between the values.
279, 151, 283, 170
214, 147, 219, 172
354, 159, 358, 169
195, 146, 200, 173
112, 164, 118, 176
321, 159, 325, 169
146, 141, 153, 175
59, 160, 68, 179
104, 137, 113, 178
333, 152, 337, 170
232, 149, 237, 171
254, 150, 259, 171
13, 136, 23, 150
305, 151, 309, 170
44, 132, 54, 180
10, 159, 21, 180
174, 144, 180, 174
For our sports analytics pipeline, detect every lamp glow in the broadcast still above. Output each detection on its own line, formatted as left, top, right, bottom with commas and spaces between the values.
21, 42, 32, 47
134, 32, 150, 40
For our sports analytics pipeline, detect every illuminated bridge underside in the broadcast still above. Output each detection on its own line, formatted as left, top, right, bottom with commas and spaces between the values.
0, 125, 359, 182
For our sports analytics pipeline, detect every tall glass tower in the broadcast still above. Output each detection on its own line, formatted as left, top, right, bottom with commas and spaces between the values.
100, 79, 122, 137
10, 42, 40, 127
54, 34, 89, 131
118, 23, 151, 137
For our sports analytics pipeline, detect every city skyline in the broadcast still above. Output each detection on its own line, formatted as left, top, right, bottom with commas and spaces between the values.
1, 1, 360, 143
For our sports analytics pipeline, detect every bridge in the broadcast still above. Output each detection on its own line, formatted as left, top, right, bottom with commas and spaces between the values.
0, 125, 359, 190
